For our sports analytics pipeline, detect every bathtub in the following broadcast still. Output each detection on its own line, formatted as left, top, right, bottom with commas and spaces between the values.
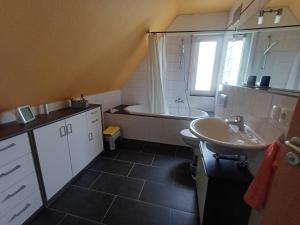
124, 105, 208, 119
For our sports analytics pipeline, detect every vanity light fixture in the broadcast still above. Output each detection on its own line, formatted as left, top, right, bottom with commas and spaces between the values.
258, 10, 264, 25
257, 8, 283, 25
274, 8, 283, 24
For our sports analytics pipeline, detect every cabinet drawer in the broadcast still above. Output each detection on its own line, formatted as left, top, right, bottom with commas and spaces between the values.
0, 133, 31, 168
87, 117, 101, 131
0, 173, 40, 217
0, 192, 42, 225
0, 154, 35, 193
86, 107, 100, 120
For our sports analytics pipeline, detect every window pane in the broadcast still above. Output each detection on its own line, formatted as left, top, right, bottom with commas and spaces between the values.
222, 40, 244, 85
195, 41, 217, 91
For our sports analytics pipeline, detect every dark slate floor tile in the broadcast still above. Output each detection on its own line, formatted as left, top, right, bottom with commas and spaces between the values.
171, 210, 200, 225
50, 186, 114, 222
27, 208, 65, 225
152, 154, 190, 169
116, 150, 154, 165
173, 162, 195, 189
103, 197, 171, 225
59, 215, 103, 225
143, 143, 177, 156
140, 182, 198, 213
91, 173, 144, 199
72, 170, 101, 188
89, 158, 133, 176
129, 164, 173, 185
100, 148, 120, 159
175, 148, 194, 160
117, 140, 143, 152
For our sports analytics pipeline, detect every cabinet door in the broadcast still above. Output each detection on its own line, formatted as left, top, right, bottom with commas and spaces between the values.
66, 113, 89, 176
87, 111, 104, 163
196, 155, 208, 223
34, 120, 72, 200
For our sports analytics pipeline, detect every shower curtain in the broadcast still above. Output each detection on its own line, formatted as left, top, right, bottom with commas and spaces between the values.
286, 47, 300, 90
148, 33, 168, 114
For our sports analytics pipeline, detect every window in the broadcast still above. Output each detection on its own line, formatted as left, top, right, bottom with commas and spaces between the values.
222, 33, 252, 86
189, 35, 223, 96
222, 40, 245, 85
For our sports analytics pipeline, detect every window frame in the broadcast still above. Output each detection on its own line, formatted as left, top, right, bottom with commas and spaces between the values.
188, 35, 223, 97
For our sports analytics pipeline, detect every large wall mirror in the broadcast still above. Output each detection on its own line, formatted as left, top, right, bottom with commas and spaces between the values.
221, 0, 300, 93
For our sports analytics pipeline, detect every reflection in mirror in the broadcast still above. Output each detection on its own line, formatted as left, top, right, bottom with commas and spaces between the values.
221, 0, 300, 92
221, 28, 300, 92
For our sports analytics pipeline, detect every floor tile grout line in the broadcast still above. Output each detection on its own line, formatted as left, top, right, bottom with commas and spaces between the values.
52, 209, 103, 225
116, 194, 198, 215
100, 195, 117, 224
137, 180, 146, 200
84, 169, 191, 187
88, 172, 104, 190
150, 153, 156, 166
126, 162, 135, 177
51, 187, 198, 219
56, 213, 67, 225
100, 156, 154, 166
113, 151, 120, 160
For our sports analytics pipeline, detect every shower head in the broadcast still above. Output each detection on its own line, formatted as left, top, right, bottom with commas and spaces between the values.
264, 41, 279, 55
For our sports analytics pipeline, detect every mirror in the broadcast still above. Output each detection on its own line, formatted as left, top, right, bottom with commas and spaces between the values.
221, 1, 300, 93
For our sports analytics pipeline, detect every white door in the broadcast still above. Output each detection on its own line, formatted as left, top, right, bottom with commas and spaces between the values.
66, 113, 89, 176
34, 120, 73, 200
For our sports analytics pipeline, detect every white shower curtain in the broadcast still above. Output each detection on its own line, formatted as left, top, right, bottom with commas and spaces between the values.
148, 33, 168, 114
286, 47, 300, 90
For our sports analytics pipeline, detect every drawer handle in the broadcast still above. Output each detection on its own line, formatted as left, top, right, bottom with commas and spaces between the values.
92, 119, 98, 124
2, 185, 26, 203
0, 143, 16, 152
67, 124, 73, 134
0, 165, 21, 178
9, 203, 31, 223
59, 126, 67, 138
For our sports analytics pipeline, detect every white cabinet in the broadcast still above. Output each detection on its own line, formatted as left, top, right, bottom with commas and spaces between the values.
86, 108, 104, 163
66, 113, 89, 176
34, 120, 73, 200
196, 155, 208, 223
34, 107, 103, 200
0, 134, 42, 225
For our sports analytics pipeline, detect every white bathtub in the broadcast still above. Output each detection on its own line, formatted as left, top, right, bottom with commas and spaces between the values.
124, 105, 208, 119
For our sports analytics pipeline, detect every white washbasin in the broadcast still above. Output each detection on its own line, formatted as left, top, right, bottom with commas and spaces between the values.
189, 117, 267, 155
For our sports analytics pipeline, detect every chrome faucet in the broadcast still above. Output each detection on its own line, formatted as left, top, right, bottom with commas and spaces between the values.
225, 115, 245, 131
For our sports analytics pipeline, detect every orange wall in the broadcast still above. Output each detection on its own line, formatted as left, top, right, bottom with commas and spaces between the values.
0, 0, 177, 111
289, 0, 300, 21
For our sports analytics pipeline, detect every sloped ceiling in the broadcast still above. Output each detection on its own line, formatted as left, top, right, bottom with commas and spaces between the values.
176, 0, 235, 14
0, 0, 256, 111
267, 0, 300, 21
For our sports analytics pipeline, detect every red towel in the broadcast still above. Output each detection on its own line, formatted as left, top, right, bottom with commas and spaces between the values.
244, 141, 284, 210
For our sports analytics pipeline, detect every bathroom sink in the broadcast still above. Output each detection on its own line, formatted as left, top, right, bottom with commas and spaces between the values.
189, 117, 267, 155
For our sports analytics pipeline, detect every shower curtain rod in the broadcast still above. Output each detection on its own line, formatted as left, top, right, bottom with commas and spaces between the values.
147, 24, 300, 34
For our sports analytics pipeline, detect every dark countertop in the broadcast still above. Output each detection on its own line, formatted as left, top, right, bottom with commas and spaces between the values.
201, 143, 253, 184
0, 104, 101, 141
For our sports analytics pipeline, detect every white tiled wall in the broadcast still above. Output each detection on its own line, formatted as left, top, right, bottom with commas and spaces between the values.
249, 29, 300, 88
121, 12, 230, 115
215, 85, 298, 143
121, 35, 216, 115
0, 90, 121, 124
